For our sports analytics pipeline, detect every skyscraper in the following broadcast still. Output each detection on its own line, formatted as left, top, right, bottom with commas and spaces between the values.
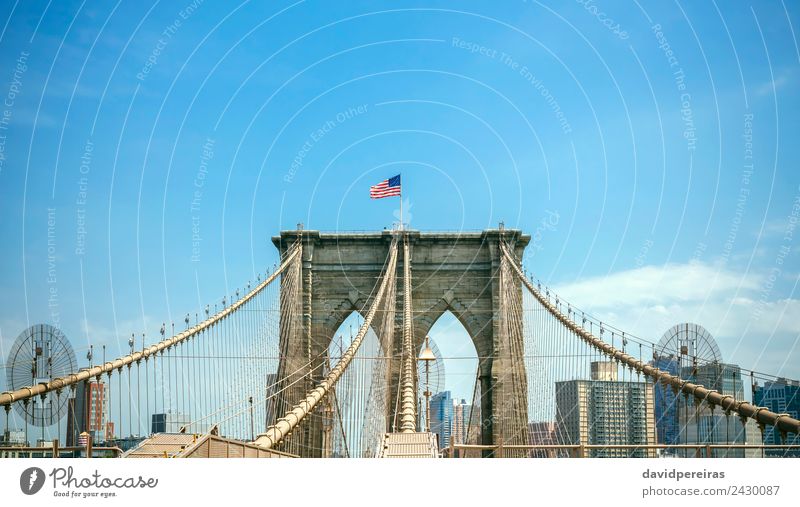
555, 361, 656, 457
650, 355, 680, 447
528, 421, 559, 458
151, 411, 189, 433
452, 399, 471, 445
66, 381, 107, 445
754, 378, 800, 457
430, 391, 453, 449
676, 362, 760, 458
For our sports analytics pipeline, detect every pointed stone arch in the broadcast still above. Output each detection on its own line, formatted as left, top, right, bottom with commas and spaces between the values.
272, 228, 530, 457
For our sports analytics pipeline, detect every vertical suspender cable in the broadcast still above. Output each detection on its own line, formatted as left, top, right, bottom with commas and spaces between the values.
399, 237, 417, 432
254, 237, 398, 450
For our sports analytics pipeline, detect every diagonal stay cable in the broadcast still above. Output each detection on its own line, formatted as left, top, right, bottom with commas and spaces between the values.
190, 346, 331, 431
500, 241, 800, 436
0, 244, 302, 407
399, 237, 417, 432
252, 236, 400, 449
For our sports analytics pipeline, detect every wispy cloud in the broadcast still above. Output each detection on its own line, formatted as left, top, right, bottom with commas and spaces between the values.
754, 68, 794, 97
555, 260, 760, 310
554, 261, 800, 379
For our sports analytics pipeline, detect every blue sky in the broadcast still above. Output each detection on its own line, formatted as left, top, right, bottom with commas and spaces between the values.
0, 1, 799, 405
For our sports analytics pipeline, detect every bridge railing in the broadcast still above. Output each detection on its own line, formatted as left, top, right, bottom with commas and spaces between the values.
444, 443, 800, 458
0, 441, 123, 458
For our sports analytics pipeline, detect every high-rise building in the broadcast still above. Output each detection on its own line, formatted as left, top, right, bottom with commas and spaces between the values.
677, 407, 761, 458
0, 429, 25, 447
430, 391, 453, 449
676, 362, 760, 457
66, 381, 107, 445
555, 361, 656, 457
528, 421, 559, 457
650, 356, 680, 447
151, 411, 189, 433
591, 361, 617, 381
754, 378, 800, 457
687, 362, 744, 399
452, 399, 471, 445
86, 382, 107, 438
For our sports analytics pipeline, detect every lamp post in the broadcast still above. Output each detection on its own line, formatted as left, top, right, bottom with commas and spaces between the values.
418, 335, 436, 433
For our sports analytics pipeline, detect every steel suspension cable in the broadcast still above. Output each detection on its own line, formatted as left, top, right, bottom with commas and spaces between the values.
399, 238, 417, 432
0, 245, 301, 410
500, 242, 800, 436
253, 236, 399, 449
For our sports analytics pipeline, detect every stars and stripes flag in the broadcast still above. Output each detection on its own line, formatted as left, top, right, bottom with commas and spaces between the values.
369, 174, 401, 199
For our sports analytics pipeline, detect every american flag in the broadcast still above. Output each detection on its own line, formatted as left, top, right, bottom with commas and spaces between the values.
369, 174, 401, 199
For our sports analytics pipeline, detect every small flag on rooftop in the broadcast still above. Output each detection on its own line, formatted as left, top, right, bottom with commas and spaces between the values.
369, 174, 401, 199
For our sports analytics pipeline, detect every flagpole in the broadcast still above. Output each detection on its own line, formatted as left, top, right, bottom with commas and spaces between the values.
399, 185, 403, 231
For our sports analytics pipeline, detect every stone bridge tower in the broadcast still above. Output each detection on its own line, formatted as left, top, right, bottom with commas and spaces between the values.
272, 228, 530, 457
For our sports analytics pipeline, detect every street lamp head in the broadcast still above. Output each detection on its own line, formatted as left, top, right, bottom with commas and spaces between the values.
419, 346, 436, 361
419, 335, 436, 361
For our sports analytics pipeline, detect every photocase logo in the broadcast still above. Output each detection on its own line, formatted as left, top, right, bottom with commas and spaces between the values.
20, 467, 45, 495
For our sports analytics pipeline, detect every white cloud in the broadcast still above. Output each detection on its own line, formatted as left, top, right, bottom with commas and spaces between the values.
553, 261, 800, 380
555, 260, 760, 310
755, 73, 792, 97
